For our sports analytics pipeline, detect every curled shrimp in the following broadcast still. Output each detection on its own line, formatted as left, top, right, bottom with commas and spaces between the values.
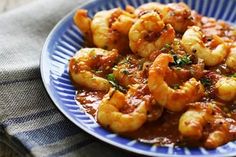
135, 2, 194, 33
97, 87, 148, 133
226, 43, 236, 71
179, 102, 234, 149
148, 53, 204, 112
134, 2, 165, 16
181, 26, 229, 66
91, 8, 135, 52
110, 11, 135, 35
69, 48, 119, 91
129, 11, 175, 58
73, 9, 93, 46
160, 2, 194, 33
215, 76, 236, 102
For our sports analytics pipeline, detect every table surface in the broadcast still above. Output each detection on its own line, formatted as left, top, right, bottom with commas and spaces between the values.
0, 1, 36, 156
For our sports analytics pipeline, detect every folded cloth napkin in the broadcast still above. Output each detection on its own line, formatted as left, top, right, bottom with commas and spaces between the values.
0, 0, 135, 156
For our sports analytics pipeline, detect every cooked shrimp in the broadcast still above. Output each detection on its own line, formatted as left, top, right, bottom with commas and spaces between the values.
91, 8, 135, 52
129, 11, 175, 58
91, 10, 114, 50
69, 48, 119, 91
134, 2, 165, 16
97, 88, 148, 133
179, 109, 206, 139
179, 102, 232, 149
181, 26, 229, 66
215, 76, 236, 101
111, 12, 135, 35
135, 2, 194, 33
73, 9, 93, 46
125, 5, 135, 14
205, 130, 228, 149
148, 53, 204, 111
226, 43, 236, 71
161, 2, 194, 33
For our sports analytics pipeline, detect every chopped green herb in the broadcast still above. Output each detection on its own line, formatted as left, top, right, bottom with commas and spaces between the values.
107, 73, 116, 82
160, 47, 165, 51
168, 50, 175, 54
138, 63, 143, 70
175, 67, 182, 71
137, 59, 145, 70
122, 69, 129, 75
172, 84, 180, 89
200, 78, 211, 87
181, 55, 192, 64
108, 80, 127, 93
173, 39, 180, 45
231, 73, 236, 78
172, 55, 192, 67
164, 43, 171, 48
160, 44, 172, 51
119, 57, 130, 65
112, 66, 118, 71
125, 56, 130, 62
95, 70, 103, 74
106, 73, 127, 93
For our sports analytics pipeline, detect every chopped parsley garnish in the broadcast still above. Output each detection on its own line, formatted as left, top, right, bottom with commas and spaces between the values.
106, 73, 127, 93
137, 59, 146, 70
107, 73, 116, 82
95, 70, 103, 74
161, 43, 172, 51
125, 56, 131, 63
168, 50, 175, 55
164, 43, 171, 48
200, 77, 211, 87
122, 69, 129, 75
172, 55, 192, 67
112, 65, 118, 71
119, 56, 130, 65
231, 73, 236, 78
172, 84, 180, 89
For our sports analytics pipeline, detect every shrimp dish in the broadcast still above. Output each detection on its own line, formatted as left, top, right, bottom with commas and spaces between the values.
70, 2, 236, 149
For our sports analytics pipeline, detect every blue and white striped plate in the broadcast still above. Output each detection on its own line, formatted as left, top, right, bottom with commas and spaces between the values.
40, 0, 236, 156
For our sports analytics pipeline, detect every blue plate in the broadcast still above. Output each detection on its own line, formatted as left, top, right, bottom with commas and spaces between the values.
40, 0, 236, 156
